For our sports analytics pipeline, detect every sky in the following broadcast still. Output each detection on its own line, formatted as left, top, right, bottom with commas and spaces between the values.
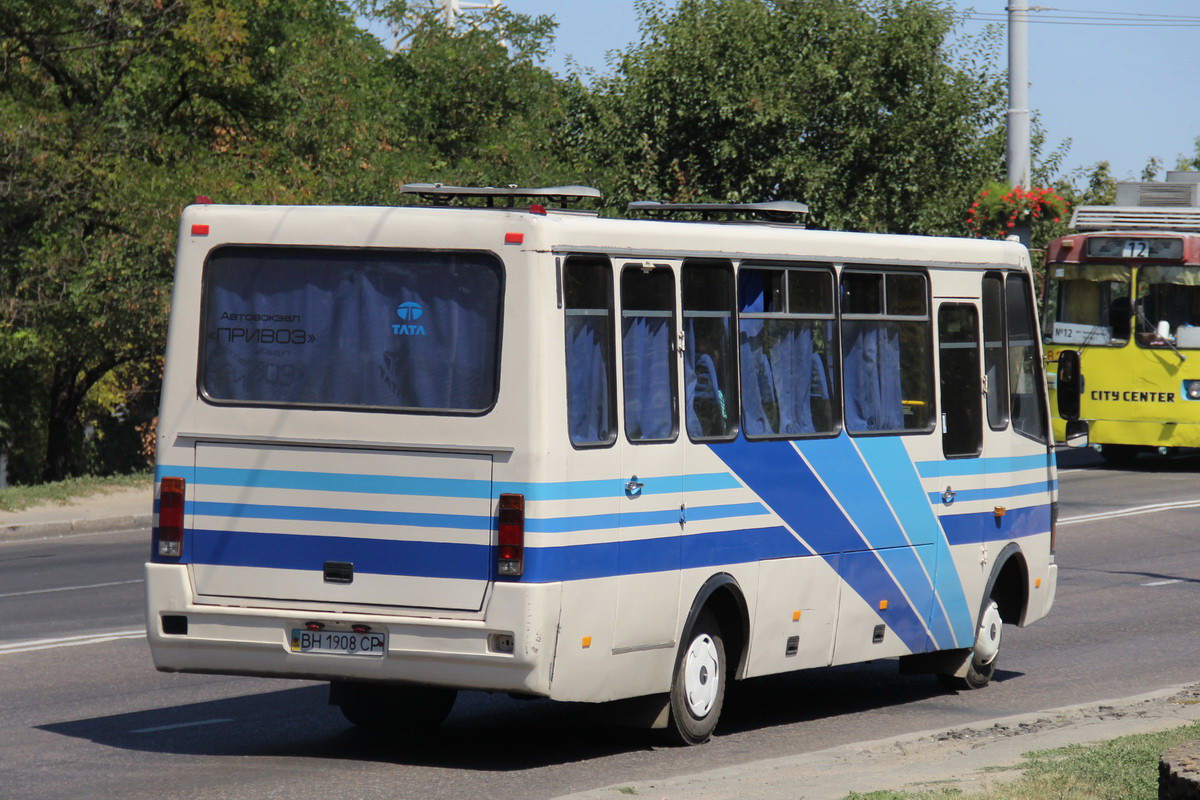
377, 1, 1200, 184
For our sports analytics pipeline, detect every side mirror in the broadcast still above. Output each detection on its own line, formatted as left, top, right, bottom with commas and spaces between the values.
1063, 419, 1089, 448
1056, 350, 1082, 421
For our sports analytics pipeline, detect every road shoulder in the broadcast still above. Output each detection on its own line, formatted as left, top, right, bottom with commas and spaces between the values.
556, 683, 1200, 800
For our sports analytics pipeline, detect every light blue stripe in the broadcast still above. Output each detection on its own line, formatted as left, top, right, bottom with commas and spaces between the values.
155, 465, 739, 502
926, 480, 1056, 505
186, 498, 767, 534
794, 437, 941, 649
527, 502, 768, 534
915, 453, 1051, 478
854, 437, 964, 650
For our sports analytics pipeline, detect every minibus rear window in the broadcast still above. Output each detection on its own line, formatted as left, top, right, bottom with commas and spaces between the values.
200, 246, 503, 414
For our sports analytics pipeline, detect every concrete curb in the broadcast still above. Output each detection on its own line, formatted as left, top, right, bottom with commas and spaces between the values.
0, 513, 152, 542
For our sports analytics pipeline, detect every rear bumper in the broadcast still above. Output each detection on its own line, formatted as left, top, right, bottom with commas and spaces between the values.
144, 563, 561, 695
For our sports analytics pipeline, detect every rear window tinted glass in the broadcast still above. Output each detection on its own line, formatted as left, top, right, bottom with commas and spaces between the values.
201, 247, 503, 413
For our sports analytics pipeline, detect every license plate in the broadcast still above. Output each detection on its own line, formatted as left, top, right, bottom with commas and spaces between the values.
289, 629, 386, 657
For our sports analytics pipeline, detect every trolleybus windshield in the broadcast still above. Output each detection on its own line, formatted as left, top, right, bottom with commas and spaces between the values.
1134, 265, 1200, 349
1043, 263, 1131, 347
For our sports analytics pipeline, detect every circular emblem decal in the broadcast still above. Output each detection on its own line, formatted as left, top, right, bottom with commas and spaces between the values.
396, 301, 424, 321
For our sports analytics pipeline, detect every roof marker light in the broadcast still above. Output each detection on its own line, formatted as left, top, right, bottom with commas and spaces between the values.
191, 224, 210, 236
504, 232, 524, 245
195, 196, 212, 204
529, 204, 547, 215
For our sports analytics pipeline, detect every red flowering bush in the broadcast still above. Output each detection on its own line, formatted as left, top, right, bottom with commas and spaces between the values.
966, 181, 1069, 239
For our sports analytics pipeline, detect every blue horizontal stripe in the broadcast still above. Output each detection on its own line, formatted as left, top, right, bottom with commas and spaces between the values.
525, 502, 768, 533
521, 526, 810, 582
155, 465, 740, 502
188, 529, 490, 580
915, 453, 1052, 478
926, 480, 1056, 505
189, 500, 492, 531
186, 499, 768, 535
940, 504, 1052, 546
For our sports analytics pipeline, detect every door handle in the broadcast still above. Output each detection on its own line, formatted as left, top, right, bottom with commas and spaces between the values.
626, 475, 644, 497
941, 486, 956, 506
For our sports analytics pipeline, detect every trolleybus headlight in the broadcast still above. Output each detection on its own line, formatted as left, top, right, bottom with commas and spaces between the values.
1185, 380, 1200, 400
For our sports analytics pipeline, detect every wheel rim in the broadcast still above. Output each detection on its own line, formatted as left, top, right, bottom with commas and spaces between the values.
683, 632, 720, 718
973, 600, 1003, 666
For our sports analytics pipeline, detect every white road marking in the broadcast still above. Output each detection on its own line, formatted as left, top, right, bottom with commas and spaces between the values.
1142, 579, 1184, 587
1060, 499, 1200, 525
0, 629, 144, 655
0, 579, 143, 599
131, 718, 233, 734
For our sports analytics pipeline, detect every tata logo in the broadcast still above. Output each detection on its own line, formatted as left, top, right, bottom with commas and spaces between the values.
392, 302, 426, 336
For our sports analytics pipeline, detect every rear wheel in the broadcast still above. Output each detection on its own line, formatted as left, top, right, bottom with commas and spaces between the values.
331, 681, 457, 734
938, 599, 1002, 691
665, 609, 726, 745
1099, 444, 1140, 468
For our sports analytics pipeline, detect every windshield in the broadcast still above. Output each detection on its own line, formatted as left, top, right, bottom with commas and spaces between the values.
1136, 266, 1200, 349
1043, 263, 1131, 347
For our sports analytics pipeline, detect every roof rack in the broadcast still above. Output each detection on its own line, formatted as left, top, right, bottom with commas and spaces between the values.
627, 200, 809, 225
401, 183, 602, 209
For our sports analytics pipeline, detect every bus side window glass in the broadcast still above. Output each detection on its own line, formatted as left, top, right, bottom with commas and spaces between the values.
842, 271, 933, 434
738, 266, 839, 438
622, 266, 679, 442
683, 260, 738, 440
939, 304, 983, 457
1006, 273, 1049, 442
982, 272, 1010, 429
564, 257, 617, 447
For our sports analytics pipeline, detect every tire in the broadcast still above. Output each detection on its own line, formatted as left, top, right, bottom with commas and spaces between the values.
1099, 444, 1139, 468
938, 599, 1003, 691
664, 609, 726, 745
331, 681, 457, 734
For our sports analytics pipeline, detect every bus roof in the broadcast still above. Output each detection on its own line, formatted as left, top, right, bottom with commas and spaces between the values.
179, 203, 1031, 271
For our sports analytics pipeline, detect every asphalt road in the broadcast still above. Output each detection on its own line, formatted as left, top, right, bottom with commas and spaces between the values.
2, 449, 1198, 800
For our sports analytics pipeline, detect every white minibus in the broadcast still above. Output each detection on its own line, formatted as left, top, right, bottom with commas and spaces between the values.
146, 186, 1059, 744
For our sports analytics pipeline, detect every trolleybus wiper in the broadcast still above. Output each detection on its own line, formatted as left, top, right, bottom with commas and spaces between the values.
1136, 306, 1187, 363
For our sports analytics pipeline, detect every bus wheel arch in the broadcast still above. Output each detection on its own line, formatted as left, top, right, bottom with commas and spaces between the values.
986, 543, 1030, 626
682, 573, 750, 682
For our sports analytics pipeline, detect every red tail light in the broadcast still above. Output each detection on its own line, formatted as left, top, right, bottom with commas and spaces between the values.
158, 477, 186, 558
497, 493, 525, 577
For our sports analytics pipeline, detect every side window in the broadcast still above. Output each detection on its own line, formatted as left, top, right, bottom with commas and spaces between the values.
939, 304, 983, 458
621, 265, 679, 443
564, 257, 617, 447
982, 272, 1010, 429
1006, 272, 1049, 442
738, 265, 839, 438
683, 260, 738, 440
842, 271, 934, 434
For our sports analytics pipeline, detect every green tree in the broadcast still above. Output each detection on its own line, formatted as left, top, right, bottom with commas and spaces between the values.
569, 0, 1008, 233
0, 0, 399, 481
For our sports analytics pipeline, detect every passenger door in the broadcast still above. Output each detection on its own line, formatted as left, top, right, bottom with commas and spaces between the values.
933, 300, 985, 545
612, 262, 686, 652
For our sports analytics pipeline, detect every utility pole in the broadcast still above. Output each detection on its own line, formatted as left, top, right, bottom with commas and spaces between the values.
1007, 0, 1031, 190
439, 0, 502, 28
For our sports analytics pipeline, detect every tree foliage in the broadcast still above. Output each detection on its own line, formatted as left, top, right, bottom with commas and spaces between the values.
0, 0, 1165, 483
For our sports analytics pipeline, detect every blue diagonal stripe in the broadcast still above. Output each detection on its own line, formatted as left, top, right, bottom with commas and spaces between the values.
855, 436, 974, 648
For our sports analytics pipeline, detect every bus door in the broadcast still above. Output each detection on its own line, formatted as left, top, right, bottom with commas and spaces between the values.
613, 262, 685, 652
934, 298, 985, 536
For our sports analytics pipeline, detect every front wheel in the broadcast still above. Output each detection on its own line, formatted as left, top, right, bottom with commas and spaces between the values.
938, 599, 1002, 691
331, 681, 457, 735
665, 609, 726, 745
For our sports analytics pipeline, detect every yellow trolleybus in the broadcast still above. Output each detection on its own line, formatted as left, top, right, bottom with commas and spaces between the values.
1044, 173, 1200, 465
